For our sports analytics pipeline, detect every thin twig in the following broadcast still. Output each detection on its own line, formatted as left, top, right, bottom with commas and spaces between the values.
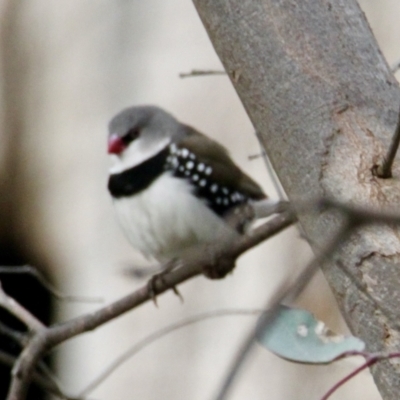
78, 309, 264, 397
321, 352, 400, 400
303, 197, 400, 226
0, 350, 76, 400
0, 321, 27, 345
6, 211, 296, 400
0, 281, 45, 332
0, 265, 103, 303
374, 104, 400, 178
49, 211, 296, 344
8, 198, 400, 400
214, 222, 352, 400
248, 152, 263, 160
0, 321, 67, 398
214, 197, 400, 399
179, 69, 226, 78
8, 333, 48, 400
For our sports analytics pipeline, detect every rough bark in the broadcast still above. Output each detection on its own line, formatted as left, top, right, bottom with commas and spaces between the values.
192, 0, 400, 398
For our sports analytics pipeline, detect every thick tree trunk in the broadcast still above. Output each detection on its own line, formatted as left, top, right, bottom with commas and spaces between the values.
192, 0, 400, 398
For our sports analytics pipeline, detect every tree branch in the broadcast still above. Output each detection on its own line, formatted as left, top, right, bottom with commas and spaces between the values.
0, 281, 45, 332
215, 220, 352, 399
192, 1, 400, 398
6, 210, 296, 400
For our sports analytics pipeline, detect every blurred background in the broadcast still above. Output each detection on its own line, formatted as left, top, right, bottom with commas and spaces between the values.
0, 1, 398, 399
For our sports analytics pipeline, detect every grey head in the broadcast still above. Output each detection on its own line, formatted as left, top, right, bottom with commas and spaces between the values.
108, 105, 185, 151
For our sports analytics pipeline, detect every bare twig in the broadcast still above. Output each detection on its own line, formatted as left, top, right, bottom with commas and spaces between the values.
0, 281, 45, 332
248, 152, 263, 160
321, 352, 400, 400
78, 308, 264, 397
213, 221, 352, 400
8, 333, 48, 400
49, 211, 295, 342
0, 350, 77, 400
303, 197, 400, 226
214, 197, 400, 399
374, 104, 400, 178
0, 265, 103, 303
8, 198, 400, 400
0, 322, 67, 398
6, 210, 296, 400
179, 69, 226, 78
0, 321, 27, 345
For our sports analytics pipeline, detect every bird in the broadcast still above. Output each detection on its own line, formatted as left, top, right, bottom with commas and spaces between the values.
107, 105, 267, 265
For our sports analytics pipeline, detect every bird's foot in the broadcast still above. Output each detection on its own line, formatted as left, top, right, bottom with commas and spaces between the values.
147, 259, 184, 306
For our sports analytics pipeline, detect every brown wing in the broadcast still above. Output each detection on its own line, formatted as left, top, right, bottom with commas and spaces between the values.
179, 125, 266, 200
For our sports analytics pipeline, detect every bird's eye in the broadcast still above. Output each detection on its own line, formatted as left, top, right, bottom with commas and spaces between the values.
122, 128, 140, 144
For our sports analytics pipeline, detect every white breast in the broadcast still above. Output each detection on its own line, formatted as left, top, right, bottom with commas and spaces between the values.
112, 172, 238, 262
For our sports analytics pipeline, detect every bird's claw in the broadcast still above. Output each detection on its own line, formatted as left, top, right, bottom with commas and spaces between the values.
147, 259, 184, 305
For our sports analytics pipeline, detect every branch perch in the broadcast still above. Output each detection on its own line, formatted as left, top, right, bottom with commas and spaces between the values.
6, 210, 296, 400
192, 1, 400, 398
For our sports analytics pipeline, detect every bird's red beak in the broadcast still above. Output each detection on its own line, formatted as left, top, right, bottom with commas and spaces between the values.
108, 134, 126, 155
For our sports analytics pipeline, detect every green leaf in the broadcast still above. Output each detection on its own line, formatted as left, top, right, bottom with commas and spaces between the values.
257, 305, 365, 364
